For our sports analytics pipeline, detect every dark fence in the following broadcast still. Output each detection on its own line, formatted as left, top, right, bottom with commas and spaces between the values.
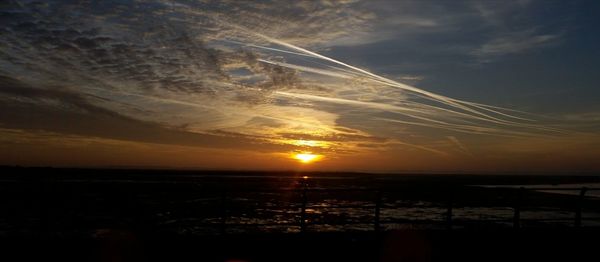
212, 187, 600, 233
2, 177, 599, 235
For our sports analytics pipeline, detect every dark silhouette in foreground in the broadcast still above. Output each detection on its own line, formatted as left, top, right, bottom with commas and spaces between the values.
1, 166, 599, 261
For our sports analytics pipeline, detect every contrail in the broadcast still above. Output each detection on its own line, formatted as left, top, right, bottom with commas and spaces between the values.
264, 58, 563, 133
275, 91, 561, 138
258, 52, 565, 134
387, 140, 449, 156
258, 59, 355, 79
241, 40, 546, 128
243, 33, 529, 124
245, 39, 540, 127
448, 97, 534, 122
376, 118, 538, 138
223, 39, 316, 59
210, 20, 569, 154
274, 91, 522, 136
447, 136, 473, 156
220, 20, 520, 122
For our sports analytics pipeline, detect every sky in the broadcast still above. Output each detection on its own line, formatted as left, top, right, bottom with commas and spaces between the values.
1, 0, 600, 172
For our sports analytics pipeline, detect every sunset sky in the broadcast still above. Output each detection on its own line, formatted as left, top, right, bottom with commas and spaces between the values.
1, 0, 600, 172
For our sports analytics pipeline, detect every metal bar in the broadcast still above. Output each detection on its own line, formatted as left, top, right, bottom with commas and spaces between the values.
162, 216, 600, 227
513, 187, 524, 229
295, 221, 378, 226
575, 187, 587, 227
515, 187, 600, 191
379, 219, 447, 225
300, 186, 307, 233
219, 190, 227, 235
305, 205, 377, 209
374, 191, 382, 231
523, 218, 585, 222
446, 191, 453, 230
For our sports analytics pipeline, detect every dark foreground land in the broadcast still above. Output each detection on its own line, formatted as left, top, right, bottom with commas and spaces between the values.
4, 229, 600, 262
1, 167, 600, 261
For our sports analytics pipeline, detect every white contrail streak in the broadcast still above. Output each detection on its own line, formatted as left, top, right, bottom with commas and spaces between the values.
245, 38, 539, 127
212, 20, 567, 151
245, 33, 524, 123
260, 54, 564, 133
258, 59, 355, 79
233, 38, 555, 130
264, 58, 557, 132
273, 91, 520, 136
223, 39, 316, 58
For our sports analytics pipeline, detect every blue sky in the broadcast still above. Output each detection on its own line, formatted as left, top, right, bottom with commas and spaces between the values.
324, 0, 600, 113
1, 0, 599, 171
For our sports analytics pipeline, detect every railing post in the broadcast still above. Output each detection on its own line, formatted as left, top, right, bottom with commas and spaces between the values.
575, 187, 587, 227
513, 187, 524, 229
219, 190, 227, 235
446, 190, 453, 230
300, 186, 307, 233
374, 190, 382, 232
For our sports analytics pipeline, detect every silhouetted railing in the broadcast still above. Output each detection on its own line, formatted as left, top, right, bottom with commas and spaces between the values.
4, 178, 599, 235
213, 187, 600, 233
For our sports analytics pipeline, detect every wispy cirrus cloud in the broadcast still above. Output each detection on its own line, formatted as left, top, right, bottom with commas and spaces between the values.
473, 30, 562, 59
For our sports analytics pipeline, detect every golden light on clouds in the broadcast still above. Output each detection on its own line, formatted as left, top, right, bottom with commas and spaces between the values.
293, 153, 322, 164
291, 140, 329, 148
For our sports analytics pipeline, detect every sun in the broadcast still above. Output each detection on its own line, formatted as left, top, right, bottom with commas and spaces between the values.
293, 153, 322, 164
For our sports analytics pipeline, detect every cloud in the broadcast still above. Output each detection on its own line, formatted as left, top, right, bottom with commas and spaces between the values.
473, 30, 562, 60
321, 1, 566, 64
469, 1, 565, 61
0, 0, 591, 169
0, 76, 291, 152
